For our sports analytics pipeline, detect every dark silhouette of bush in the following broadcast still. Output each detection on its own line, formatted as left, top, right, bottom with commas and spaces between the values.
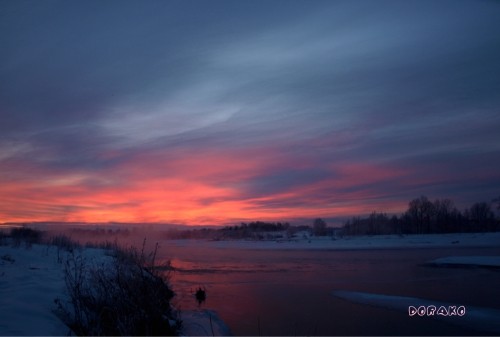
10, 227, 43, 248
195, 287, 206, 305
0, 231, 7, 246
49, 234, 81, 263
54, 239, 180, 336
50, 234, 79, 251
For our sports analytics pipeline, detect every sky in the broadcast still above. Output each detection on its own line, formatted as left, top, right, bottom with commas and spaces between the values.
1, 0, 500, 226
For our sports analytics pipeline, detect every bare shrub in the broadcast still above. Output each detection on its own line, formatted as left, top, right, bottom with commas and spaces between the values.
50, 235, 80, 251
84, 239, 119, 251
0, 231, 7, 246
49, 234, 81, 263
54, 239, 179, 336
10, 227, 43, 248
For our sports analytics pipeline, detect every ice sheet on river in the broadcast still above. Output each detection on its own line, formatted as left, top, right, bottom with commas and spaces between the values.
332, 290, 500, 334
426, 256, 500, 269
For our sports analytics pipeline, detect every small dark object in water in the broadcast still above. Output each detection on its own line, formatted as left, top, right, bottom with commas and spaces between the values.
451, 240, 459, 244
195, 287, 206, 305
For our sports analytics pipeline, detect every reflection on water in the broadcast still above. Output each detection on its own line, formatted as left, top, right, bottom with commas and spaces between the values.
158, 242, 500, 335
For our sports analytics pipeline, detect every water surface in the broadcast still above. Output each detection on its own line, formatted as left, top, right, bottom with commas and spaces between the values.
158, 242, 500, 335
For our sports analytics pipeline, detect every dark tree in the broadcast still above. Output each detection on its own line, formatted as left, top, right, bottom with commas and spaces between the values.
313, 218, 327, 236
341, 196, 500, 236
405, 196, 435, 233
467, 202, 495, 232
433, 198, 455, 233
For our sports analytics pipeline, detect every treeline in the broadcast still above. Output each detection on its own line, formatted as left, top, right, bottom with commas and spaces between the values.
218, 221, 293, 240
343, 196, 500, 236
163, 221, 313, 240
230, 221, 290, 232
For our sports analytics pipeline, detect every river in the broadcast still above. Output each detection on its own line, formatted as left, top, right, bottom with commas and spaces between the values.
158, 241, 500, 335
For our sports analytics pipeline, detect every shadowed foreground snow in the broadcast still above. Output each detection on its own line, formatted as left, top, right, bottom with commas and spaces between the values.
0, 245, 70, 335
333, 290, 500, 334
0, 244, 227, 336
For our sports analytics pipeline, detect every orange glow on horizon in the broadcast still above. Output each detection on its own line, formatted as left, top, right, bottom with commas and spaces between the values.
0, 149, 414, 225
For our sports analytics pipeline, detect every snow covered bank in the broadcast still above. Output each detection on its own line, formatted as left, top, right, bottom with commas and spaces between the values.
168, 232, 500, 250
180, 309, 231, 336
0, 244, 107, 335
426, 256, 500, 269
332, 290, 500, 334
0, 244, 229, 336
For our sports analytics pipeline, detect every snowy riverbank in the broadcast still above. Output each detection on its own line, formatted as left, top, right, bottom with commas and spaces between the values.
166, 232, 500, 250
1, 232, 499, 335
0, 244, 227, 336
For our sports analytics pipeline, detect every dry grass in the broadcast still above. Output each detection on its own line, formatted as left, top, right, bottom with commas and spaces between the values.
54, 239, 180, 336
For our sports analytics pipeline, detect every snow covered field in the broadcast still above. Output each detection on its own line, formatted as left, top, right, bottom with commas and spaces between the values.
0, 243, 226, 336
167, 231, 500, 250
0, 244, 71, 335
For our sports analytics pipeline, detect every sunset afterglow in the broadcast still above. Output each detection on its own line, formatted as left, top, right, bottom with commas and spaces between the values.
1, 1, 500, 225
